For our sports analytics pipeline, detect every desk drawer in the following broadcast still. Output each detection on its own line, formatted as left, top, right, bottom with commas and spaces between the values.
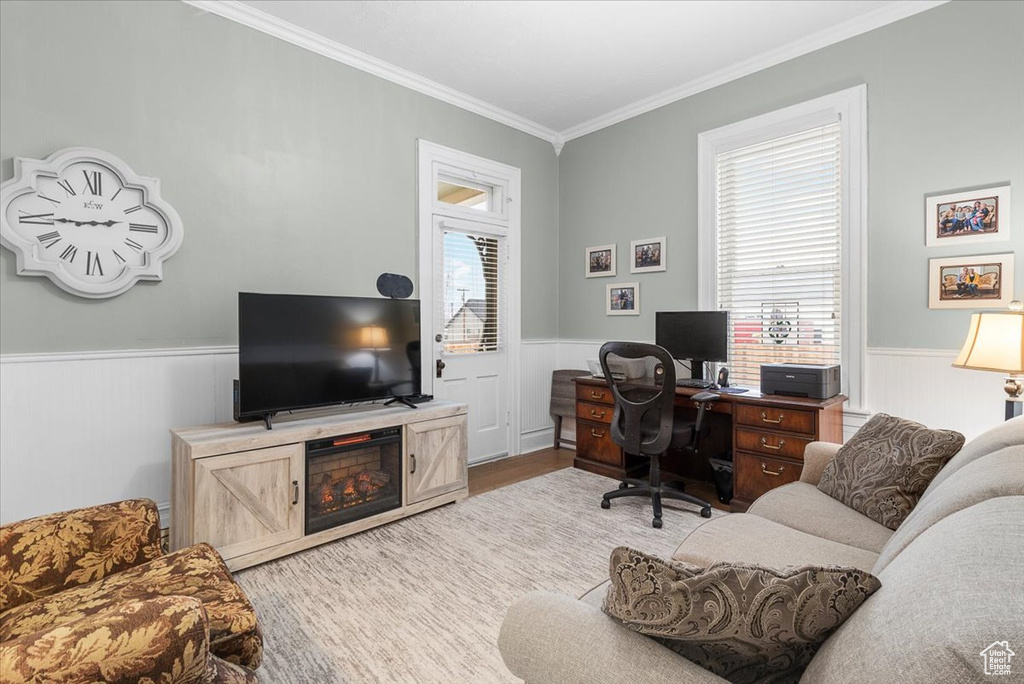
576, 384, 614, 405
735, 428, 811, 461
577, 402, 613, 424
576, 420, 621, 466
734, 452, 801, 503
735, 404, 816, 436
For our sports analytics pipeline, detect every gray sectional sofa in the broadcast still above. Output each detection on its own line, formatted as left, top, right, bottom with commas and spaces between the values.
499, 416, 1024, 684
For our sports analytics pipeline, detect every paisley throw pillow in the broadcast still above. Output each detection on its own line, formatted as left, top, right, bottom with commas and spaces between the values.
602, 546, 880, 684
817, 413, 964, 529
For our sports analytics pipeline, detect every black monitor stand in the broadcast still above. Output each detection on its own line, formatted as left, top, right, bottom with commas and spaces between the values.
689, 358, 707, 381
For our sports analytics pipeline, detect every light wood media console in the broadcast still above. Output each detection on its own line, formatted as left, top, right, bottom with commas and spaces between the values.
171, 401, 468, 570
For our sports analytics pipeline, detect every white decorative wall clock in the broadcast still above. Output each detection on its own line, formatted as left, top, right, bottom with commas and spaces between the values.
1, 147, 183, 298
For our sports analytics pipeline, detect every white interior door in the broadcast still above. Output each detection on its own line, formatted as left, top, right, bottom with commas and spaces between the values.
433, 217, 509, 462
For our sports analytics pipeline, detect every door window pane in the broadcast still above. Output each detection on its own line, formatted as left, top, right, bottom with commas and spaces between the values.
437, 175, 493, 212
441, 231, 502, 354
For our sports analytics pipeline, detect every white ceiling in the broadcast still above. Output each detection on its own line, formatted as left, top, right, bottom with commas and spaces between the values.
203, 0, 945, 145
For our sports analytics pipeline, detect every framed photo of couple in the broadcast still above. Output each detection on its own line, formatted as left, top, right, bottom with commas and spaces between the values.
925, 185, 1011, 247
928, 253, 1014, 309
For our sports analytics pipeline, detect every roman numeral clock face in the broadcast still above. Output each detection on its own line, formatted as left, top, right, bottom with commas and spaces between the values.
1, 148, 183, 298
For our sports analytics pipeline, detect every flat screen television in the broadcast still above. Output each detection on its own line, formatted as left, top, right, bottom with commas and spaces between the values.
238, 293, 421, 421
655, 311, 728, 381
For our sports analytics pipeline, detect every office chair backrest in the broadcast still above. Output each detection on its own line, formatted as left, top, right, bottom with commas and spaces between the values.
599, 342, 676, 456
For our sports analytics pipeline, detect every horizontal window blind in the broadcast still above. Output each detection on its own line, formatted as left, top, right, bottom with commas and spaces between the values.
716, 122, 842, 387
439, 230, 504, 354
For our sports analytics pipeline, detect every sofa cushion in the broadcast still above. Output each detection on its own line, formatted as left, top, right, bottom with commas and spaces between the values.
672, 514, 879, 573
872, 445, 1024, 574
817, 413, 964, 529
921, 415, 1023, 499
748, 482, 894, 552
0, 543, 262, 670
800, 497, 1024, 684
603, 547, 880, 684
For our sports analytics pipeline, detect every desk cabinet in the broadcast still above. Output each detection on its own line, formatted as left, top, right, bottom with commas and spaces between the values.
571, 377, 844, 511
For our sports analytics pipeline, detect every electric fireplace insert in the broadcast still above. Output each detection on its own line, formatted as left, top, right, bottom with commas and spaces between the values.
305, 427, 402, 535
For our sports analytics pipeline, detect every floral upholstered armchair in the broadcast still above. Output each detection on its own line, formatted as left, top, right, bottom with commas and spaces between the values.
0, 499, 263, 683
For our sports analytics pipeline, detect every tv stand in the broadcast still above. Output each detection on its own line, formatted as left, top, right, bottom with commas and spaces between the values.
261, 412, 277, 430
171, 401, 468, 571
383, 396, 418, 409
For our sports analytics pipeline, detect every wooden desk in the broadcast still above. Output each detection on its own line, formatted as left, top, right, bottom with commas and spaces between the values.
572, 376, 845, 512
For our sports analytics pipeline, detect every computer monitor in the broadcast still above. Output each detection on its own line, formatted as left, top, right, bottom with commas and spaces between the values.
655, 311, 728, 381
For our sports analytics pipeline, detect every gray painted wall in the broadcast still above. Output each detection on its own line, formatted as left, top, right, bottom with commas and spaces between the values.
558, 0, 1024, 349
0, 0, 560, 353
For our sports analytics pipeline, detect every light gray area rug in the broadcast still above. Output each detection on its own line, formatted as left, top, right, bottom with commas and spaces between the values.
236, 467, 723, 684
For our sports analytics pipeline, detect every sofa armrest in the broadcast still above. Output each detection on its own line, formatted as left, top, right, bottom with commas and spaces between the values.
800, 442, 842, 485
0, 499, 163, 612
498, 591, 729, 684
0, 596, 212, 684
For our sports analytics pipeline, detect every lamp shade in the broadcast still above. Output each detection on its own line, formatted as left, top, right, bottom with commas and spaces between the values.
952, 312, 1024, 373
359, 325, 390, 350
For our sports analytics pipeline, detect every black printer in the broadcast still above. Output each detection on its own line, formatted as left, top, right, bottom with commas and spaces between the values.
760, 363, 841, 399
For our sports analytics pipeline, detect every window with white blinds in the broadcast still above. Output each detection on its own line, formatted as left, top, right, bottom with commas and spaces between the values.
439, 230, 504, 354
715, 122, 842, 387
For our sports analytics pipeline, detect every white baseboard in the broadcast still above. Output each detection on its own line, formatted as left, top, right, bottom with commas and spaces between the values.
518, 427, 556, 455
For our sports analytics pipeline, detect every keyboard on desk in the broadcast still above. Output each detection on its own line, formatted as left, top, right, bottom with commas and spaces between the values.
676, 378, 717, 389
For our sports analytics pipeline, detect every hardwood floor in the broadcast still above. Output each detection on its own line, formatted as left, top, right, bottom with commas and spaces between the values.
468, 448, 730, 512
468, 447, 575, 497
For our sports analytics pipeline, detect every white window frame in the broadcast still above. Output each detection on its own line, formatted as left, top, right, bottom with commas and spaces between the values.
697, 85, 867, 411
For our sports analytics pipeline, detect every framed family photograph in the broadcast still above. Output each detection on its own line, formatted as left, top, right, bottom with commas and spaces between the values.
606, 282, 639, 315
585, 244, 616, 278
925, 185, 1011, 247
928, 253, 1014, 309
630, 237, 666, 273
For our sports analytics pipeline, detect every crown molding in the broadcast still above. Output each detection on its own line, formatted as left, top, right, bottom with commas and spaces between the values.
183, 0, 947, 152
181, 0, 561, 145
558, 0, 948, 143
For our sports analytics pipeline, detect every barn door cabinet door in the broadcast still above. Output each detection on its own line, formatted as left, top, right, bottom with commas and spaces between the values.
406, 416, 468, 505
193, 443, 303, 561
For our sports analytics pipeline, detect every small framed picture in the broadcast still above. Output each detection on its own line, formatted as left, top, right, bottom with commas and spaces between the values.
928, 253, 1014, 309
925, 185, 1010, 247
630, 237, 666, 273
585, 244, 616, 278
606, 282, 640, 316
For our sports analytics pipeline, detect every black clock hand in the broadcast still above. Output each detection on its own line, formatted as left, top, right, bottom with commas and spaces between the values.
52, 218, 121, 227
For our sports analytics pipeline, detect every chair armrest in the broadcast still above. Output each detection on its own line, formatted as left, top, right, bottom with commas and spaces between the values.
800, 442, 842, 485
0, 499, 162, 612
498, 591, 729, 684
0, 596, 212, 684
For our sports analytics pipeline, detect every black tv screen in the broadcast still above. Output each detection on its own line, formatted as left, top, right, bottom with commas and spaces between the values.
655, 311, 729, 363
238, 293, 421, 418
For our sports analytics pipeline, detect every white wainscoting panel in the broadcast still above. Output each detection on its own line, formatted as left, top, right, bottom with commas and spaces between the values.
864, 348, 1005, 441
0, 348, 237, 524
2, 342, 1003, 524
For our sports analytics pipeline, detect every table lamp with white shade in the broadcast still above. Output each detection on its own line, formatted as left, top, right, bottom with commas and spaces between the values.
952, 301, 1024, 421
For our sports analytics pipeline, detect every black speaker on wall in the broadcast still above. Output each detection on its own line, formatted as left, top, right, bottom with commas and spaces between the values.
376, 273, 414, 299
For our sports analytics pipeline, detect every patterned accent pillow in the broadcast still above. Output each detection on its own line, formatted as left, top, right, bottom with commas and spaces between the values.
817, 413, 965, 529
602, 547, 880, 684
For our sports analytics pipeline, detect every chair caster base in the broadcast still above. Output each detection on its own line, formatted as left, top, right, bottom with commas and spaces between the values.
601, 498, 611, 509
701, 506, 712, 518
652, 517, 663, 529
618, 482, 629, 490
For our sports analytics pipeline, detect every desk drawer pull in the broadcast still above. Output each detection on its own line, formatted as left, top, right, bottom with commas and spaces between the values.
291, 480, 299, 505
760, 437, 785, 451
590, 390, 606, 400
761, 462, 785, 476
760, 411, 784, 424
590, 428, 606, 438
589, 408, 607, 419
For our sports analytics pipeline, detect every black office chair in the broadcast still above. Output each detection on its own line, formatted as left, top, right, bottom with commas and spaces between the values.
598, 341, 715, 527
